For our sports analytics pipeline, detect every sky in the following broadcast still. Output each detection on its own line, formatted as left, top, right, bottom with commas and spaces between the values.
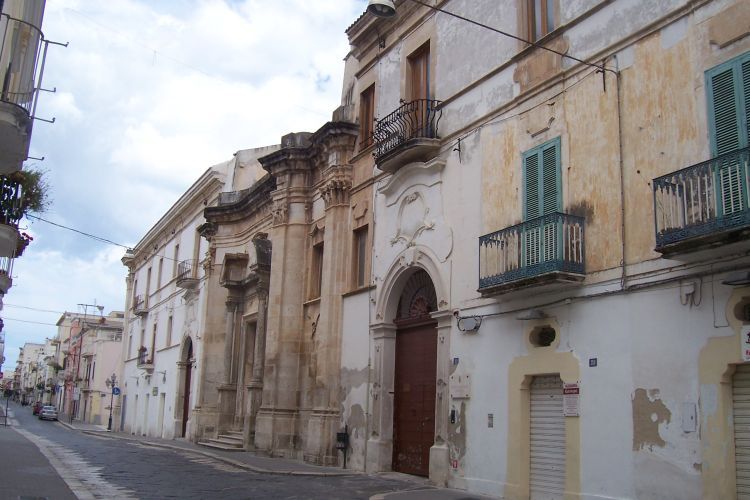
1, 0, 368, 372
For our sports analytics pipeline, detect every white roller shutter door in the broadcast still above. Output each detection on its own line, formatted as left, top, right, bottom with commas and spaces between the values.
530, 375, 565, 500
734, 363, 750, 499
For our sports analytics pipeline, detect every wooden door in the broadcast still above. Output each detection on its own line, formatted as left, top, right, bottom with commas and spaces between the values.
181, 340, 193, 437
408, 44, 430, 139
392, 321, 437, 476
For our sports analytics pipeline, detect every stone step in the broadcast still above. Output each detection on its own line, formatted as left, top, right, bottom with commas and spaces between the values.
223, 430, 243, 438
197, 440, 245, 452
212, 436, 244, 446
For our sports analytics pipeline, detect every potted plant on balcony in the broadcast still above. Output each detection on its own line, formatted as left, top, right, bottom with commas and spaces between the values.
0, 168, 50, 257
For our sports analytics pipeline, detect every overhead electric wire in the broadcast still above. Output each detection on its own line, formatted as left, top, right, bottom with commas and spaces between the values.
26, 213, 130, 249
2, 304, 65, 315
1, 317, 59, 327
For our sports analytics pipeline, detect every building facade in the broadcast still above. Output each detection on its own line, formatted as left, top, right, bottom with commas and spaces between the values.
336, 0, 750, 498
120, 147, 276, 440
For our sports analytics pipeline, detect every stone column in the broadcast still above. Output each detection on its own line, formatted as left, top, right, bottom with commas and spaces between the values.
234, 319, 248, 429
429, 310, 453, 486
365, 322, 397, 473
217, 298, 239, 430
305, 165, 352, 465
245, 289, 268, 447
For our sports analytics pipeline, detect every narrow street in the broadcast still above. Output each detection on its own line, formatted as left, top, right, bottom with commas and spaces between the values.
0, 400, 433, 500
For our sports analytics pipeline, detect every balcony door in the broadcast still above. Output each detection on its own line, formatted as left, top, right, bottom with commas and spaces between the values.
523, 138, 562, 268
408, 44, 430, 138
706, 52, 750, 217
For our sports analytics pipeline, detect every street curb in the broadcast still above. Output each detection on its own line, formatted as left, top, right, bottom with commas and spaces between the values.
77, 430, 358, 477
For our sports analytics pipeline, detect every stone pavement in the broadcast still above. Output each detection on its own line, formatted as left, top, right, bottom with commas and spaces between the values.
58, 419, 496, 499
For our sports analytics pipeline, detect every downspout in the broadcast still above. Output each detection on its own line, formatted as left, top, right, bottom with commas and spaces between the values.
613, 59, 627, 290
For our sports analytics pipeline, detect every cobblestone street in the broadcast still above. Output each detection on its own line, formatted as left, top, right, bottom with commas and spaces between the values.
0, 400, 463, 500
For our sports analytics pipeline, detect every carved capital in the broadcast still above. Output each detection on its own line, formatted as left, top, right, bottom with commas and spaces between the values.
197, 222, 217, 241
320, 164, 352, 209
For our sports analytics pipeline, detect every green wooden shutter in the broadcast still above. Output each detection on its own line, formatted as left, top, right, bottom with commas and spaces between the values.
523, 138, 562, 266
524, 152, 540, 220
706, 52, 750, 216
523, 137, 561, 220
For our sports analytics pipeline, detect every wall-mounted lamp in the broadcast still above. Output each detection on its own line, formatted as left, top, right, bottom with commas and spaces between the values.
722, 271, 750, 287
516, 309, 547, 321
454, 311, 482, 333
367, 0, 396, 18
155, 370, 167, 383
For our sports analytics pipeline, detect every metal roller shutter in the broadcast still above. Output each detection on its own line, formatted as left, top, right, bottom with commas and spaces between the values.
530, 375, 565, 500
734, 364, 750, 499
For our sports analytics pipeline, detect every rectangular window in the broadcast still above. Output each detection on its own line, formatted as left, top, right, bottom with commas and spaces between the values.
166, 315, 173, 347
408, 43, 430, 101
523, 137, 561, 220
128, 334, 133, 358
151, 323, 157, 363
173, 244, 180, 278
353, 226, 368, 288
310, 242, 324, 299
706, 52, 750, 216
157, 258, 164, 288
528, 0, 556, 41
146, 267, 152, 296
360, 85, 375, 149
706, 52, 750, 155
523, 138, 562, 266
132, 279, 138, 306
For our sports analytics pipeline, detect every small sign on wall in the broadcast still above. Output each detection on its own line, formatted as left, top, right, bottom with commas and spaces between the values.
741, 326, 750, 362
563, 382, 580, 417
152, 386, 158, 396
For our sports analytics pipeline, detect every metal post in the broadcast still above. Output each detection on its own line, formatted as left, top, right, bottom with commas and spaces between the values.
106, 373, 117, 432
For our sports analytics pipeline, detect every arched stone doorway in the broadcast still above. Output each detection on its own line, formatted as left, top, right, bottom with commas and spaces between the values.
175, 336, 194, 438
367, 248, 453, 485
392, 270, 437, 476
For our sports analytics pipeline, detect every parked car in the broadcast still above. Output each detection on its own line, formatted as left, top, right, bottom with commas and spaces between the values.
38, 406, 58, 421
32, 401, 42, 415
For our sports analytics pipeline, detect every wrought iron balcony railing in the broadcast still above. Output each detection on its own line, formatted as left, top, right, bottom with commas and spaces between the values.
373, 99, 442, 163
132, 294, 148, 315
0, 176, 24, 227
479, 212, 585, 292
176, 259, 199, 289
653, 147, 750, 251
0, 13, 45, 115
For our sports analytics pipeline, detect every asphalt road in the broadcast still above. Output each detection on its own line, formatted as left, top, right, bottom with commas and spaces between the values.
0, 399, 418, 500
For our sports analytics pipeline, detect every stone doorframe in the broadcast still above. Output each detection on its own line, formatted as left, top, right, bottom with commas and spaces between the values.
173, 335, 195, 439
366, 246, 452, 486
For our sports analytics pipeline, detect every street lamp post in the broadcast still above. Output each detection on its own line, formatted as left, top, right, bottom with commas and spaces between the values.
105, 373, 117, 432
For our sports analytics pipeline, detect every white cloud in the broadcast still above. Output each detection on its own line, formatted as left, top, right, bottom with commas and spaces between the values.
3, 0, 368, 370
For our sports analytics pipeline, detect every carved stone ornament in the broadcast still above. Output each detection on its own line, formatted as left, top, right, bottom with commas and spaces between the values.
271, 199, 289, 225
391, 191, 434, 247
320, 164, 353, 208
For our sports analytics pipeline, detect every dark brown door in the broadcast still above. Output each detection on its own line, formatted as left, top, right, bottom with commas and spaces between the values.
407, 44, 430, 139
181, 340, 193, 437
392, 321, 437, 476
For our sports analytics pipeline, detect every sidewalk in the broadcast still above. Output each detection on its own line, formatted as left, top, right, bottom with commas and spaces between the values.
58, 419, 496, 499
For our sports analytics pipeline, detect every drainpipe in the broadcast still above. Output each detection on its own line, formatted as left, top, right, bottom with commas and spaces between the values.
613, 59, 627, 290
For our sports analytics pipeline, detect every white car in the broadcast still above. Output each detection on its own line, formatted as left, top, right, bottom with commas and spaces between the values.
38, 406, 58, 421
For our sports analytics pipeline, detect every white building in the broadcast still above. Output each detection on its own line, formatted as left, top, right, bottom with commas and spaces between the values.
120, 147, 276, 440
337, 0, 750, 498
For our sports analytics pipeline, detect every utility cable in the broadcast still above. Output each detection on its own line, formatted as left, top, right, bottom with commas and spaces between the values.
26, 214, 130, 249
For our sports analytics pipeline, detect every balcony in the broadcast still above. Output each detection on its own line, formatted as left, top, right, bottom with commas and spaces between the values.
653, 148, 750, 256
0, 255, 12, 294
137, 347, 153, 372
0, 175, 23, 257
132, 294, 148, 316
478, 212, 585, 295
0, 14, 46, 174
176, 259, 199, 289
373, 99, 442, 173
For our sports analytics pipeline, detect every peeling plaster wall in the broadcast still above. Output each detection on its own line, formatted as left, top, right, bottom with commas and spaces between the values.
340, 291, 371, 471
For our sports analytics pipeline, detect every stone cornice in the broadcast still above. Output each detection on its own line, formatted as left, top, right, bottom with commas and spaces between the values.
204, 175, 276, 224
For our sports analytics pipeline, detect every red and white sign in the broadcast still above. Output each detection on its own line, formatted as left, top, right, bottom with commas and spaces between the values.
742, 326, 750, 362
563, 382, 580, 417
